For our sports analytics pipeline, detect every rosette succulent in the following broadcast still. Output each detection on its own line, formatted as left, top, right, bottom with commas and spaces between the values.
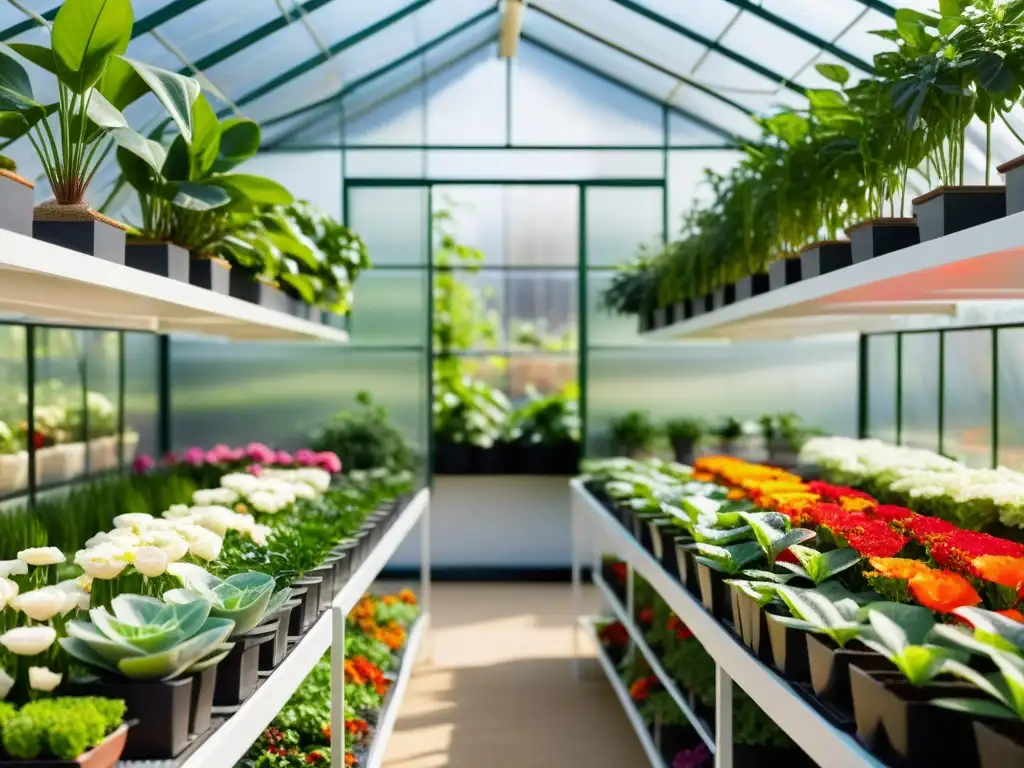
59, 594, 234, 680
165, 564, 288, 638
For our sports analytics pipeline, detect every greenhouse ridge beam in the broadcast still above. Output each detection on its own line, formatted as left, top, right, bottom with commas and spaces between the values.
0, 0, 209, 40
714, 0, 875, 73
850, 0, 897, 18
603, 0, 806, 96
260, 9, 497, 130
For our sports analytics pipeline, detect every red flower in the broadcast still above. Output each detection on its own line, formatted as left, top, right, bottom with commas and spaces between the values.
609, 562, 627, 584
775, 548, 799, 565
872, 505, 917, 523
667, 614, 693, 641
638, 607, 655, 624
307, 752, 326, 764
629, 676, 657, 702
932, 530, 1024, 574
599, 621, 629, 647
807, 481, 875, 504
903, 515, 959, 544
843, 522, 909, 558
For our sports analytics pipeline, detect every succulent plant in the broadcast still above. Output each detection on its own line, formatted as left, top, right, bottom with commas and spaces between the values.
165, 563, 289, 637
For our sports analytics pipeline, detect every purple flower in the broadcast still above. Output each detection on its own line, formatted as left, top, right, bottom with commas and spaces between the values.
274, 451, 294, 466
245, 442, 275, 464
317, 451, 342, 474
672, 744, 711, 768
132, 454, 155, 474
183, 447, 205, 466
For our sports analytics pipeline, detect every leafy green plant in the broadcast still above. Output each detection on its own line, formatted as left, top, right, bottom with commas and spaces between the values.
0, 0, 200, 207
776, 544, 862, 585
711, 417, 743, 442
313, 391, 414, 472
610, 411, 660, 457
433, 373, 511, 447
692, 541, 763, 575
738, 511, 816, 567
165, 564, 288, 637
770, 584, 867, 647
0, 155, 17, 173
665, 417, 704, 444
1, 697, 125, 760
60, 594, 234, 680
513, 383, 580, 445
859, 602, 963, 685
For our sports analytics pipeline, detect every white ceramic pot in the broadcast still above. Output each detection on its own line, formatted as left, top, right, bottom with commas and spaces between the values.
88, 435, 118, 471
0, 452, 27, 494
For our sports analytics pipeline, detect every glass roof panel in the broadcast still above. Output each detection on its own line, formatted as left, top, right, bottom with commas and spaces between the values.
794, 51, 873, 90
690, 52, 803, 114
758, 0, 867, 41
833, 8, 897, 63
667, 83, 760, 142
713, 11, 827, 82
633, 0, 742, 41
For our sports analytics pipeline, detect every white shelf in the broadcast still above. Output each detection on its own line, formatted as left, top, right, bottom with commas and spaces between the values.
363, 615, 429, 768
592, 572, 716, 752
579, 615, 668, 768
0, 229, 348, 342
572, 480, 884, 768
179, 488, 430, 768
643, 210, 1024, 341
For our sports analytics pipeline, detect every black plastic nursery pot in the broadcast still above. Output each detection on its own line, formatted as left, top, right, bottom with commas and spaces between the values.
767, 614, 810, 682
33, 216, 126, 264
734, 744, 816, 768
647, 518, 674, 561
518, 440, 581, 476
735, 273, 771, 301
657, 527, 682, 578
670, 436, 695, 466
328, 552, 350, 588
124, 242, 190, 282
0, 171, 34, 237
974, 720, 1024, 768
214, 621, 279, 707
639, 308, 656, 333
712, 283, 736, 309
768, 257, 801, 291
652, 303, 676, 329
188, 254, 231, 294
188, 664, 217, 736
695, 563, 733, 625
259, 601, 299, 672
66, 675, 192, 760
807, 634, 883, 712
850, 666, 987, 766
434, 441, 477, 475
799, 240, 853, 279
674, 539, 700, 596
290, 576, 322, 633
229, 269, 291, 312
912, 185, 1007, 241
674, 299, 691, 321
308, 563, 336, 613
847, 218, 920, 263
631, 512, 659, 553
689, 294, 714, 318
998, 155, 1024, 216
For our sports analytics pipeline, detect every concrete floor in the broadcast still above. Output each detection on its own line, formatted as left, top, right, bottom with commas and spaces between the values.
379, 583, 646, 768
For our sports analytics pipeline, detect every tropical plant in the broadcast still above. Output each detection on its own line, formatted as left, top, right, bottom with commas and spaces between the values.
859, 602, 964, 685
775, 544, 862, 585
513, 383, 580, 445
769, 584, 868, 647
60, 594, 234, 680
0, 0, 200, 208
313, 391, 414, 472
164, 563, 288, 637
609, 411, 660, 457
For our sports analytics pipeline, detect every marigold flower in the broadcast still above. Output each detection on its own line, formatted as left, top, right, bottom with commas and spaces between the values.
629, 676, 656, 702
345, 754, 357, 767
727, 488, 746, 501
383, 595, 398, 606
868, 557, 933, 581
909, 570, 982, 613
971, 556, 1024, 591
398, 588, 417, 605
691, 471, 715, 483
839, 496, 876, 514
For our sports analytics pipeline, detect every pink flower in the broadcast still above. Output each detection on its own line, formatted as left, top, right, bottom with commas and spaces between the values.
183, 447, 205, 466
317, 452, 342, 474
225, 448, 245, 462
245, 443, 275, 464
673, 745, 711, 768
162, 452, 178, 465
204, 450, 223, 464
295, 449, 318, 466
248, 464, 264, 476
274, 451, 294, 466
132, 455, 155, 474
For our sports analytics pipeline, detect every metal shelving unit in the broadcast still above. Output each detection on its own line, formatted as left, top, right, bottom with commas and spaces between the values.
570, 479, 885, 768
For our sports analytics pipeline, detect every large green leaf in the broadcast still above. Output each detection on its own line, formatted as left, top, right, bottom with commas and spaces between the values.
954, 607, 1024, 653
58, 636, 119, 674
109, 593, 171, 626
188, 94, 221, 177
118, 58, 199, 142
8, 43, 56, 76
66, 621, 142, 664
213, 174, 293, 206
87, 90, 166, 171
815, 63, 850, 87
116, 145, 159, 195
52, 0, 133, 94
0, 50, 38, 112
211, 117, 261, 172
170, 181, 231, 211
117, 618, 234, 680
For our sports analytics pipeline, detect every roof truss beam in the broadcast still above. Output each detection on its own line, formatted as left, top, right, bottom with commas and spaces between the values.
850, 0, 896, 18
1, 0, 212, 41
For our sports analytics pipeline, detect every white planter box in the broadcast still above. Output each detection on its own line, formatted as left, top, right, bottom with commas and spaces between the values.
36, 442, 86, 486
0, 452, 27, 495
88, 435, 118, 471
121, 431, 140, 467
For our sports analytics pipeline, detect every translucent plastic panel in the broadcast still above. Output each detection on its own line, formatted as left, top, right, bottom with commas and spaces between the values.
513, 40, 664, 146
668, 112, 735, 146
584, 186, 664, 267
435, 269, 504, 350
0, 324, 27, 498
587, 271, 648, 347
899, 333, 940, 451
508, 354, 577, 399
506, 186, 579, 267
34, 327, 85, 487
866, 334, 897, 445
667, 150, 744, 233
432, 185, 505, 263
427, 46, 506, 145
239, 151, 342, 217
350, 270, 428, 347
668, 83, 761, 142
427, 150, 664, 180
694, 52, 807, 114
716, 12, 823, 82
239, 64, 346, 126
586, 340, 859, 456
124, 333, 160, 465
943, 331, 993, 469
997, 329, 1024, 470
262, 104, 343, 147
759, 0, 868, 41
348, 186, 429, 266
835, 9, 897, 63
506, 271, 579, 351
635, 0, 742, 41
83, 331, 121, 474
346, 150, 427, 177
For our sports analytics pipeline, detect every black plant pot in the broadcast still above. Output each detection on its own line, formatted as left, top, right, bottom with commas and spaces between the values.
291, 577, 322, 633
712, 283, 736, 309
309, 563, 336, 613
34, 217, 126, 263
0, 172, 34, 237
188, 665, 217, 736
125, 242, 190, 281
850, 666, 986, 766
520, 440, 580, 476
259, 601, 299, 672
330, 553, 350, 588
999, 155, 1024, 216
768, 258, 801, 290
435, 441, 476, 475
476, 444, 505, 475
657, 527, 681, 578
674, 539, 700, 596
735, 591, 772, 663
695, 563, 733, 625
639, 308, 656, 333
975, 720, 1024, 768
652, 304, 676, 329
912, 185, 1007, 241
286, 585, 309, 636
847, 218, 920, 263
675, 299, 692, 320
735, 273, 770, 301
689, 294, 713, 318
631, 512, 658, 553
647, 518, 674, 561
66, 675, 192, 760
229, 269, 291, 312
214, 622, 279, 707
670, 437, 695, 465
734, 744, 815, 768
808, 635, 883, 712
767, 614, 810, 682
656, 722, 703, 761
189, 255, 231, 294
799, 240, 853, 279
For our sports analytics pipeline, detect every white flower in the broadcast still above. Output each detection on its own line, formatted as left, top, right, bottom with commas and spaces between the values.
294, 468, 331, 493
85, 530, 140, 549
247, 524, 271, 547
0, 578, 18, 610
0, 560, 28, 578
220, 473, 262, 495
175, 525, 223, 561
54, 580, 90, 613
134, 546, 169, 578
11, 587, 67, 621
139, 530, 189, 562
0, 668, 12, 700
248, 490, 288, 515
75, 573, 93, 592
290, 482, 316, 500
17, 547, 65, 566
74, 544, 129, 580
0, 626, 57, 655
193, 488, 239, 506
112, 513, 154, 531
28, 666, 62, 692
190, 505, 236, 537
163, 504, 193, 520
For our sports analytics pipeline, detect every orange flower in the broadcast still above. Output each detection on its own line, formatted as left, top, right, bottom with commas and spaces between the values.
351, 596, 376, 622
996, 609, 1024, 623
727, 488, 746, 500
692, 471, 715, 483
839, 496, 876, 514
972, 556, 1024, 591
908, 570, 982, 613
398, 589, 417, 605
383, 595, 398, 606
344, 659, 366, 686
869, 557, 934, 581
345, 754, 357, 766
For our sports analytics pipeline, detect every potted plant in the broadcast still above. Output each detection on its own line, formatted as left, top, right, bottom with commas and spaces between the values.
665, 417, 703, 464
710, 417, 743, 455
0, 697, 128, 767
432, 373, 510, 475
512, 384, 581, 475
0, 0, 201, 261
609, 411, 659, 459
0, 156, 34, 238
312, 391, 414, 473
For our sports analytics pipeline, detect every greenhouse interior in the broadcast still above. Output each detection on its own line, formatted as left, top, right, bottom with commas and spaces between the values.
3, 0, 1024, 767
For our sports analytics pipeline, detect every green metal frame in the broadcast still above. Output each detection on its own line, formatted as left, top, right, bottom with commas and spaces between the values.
850, 0, 897, 18
1, 0, 211, 41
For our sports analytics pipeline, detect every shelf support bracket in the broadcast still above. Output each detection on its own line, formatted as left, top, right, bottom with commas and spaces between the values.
715, 665, 733, 768
330, 603, 347, 768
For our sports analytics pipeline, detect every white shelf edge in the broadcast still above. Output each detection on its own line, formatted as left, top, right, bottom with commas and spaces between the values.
363, 614, 429, 768
180, 489, 430, 768
0, 229, 349, 343
572, 479, 885, 768
640, 209, 1024, 342
579, 616, 668, 768
592, 572, 716, 752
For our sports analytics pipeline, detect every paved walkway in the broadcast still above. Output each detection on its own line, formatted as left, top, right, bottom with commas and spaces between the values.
380, 583, 646, 768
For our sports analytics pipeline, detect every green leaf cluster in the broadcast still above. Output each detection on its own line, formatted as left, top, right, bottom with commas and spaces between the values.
0, 696, 124, 760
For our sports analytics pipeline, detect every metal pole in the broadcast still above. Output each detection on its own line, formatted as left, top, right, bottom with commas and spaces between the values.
715, 665, 733, 768
330, 606, 346, 768
420, 496, 432, 662
570, 488, 582, 681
